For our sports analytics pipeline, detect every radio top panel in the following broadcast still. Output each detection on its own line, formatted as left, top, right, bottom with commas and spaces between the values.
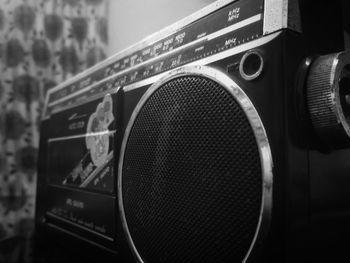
42, 0, 300, 119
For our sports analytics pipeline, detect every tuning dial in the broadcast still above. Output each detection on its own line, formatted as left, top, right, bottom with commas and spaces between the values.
307, 51, 350, 148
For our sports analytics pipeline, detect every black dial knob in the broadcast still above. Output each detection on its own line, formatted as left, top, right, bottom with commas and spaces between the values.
307, 51, 350, 148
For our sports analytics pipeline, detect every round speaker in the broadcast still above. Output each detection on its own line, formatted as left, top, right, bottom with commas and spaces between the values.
118, 65, 273, 263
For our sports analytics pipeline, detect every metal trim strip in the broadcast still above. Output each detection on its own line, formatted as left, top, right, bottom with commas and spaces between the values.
48, 130, 115, 142
43, 87, 120, 120
46, 0, 239, 97
123, 31, 280, 92
47, 13, 262, 109
263, 0, 301, 34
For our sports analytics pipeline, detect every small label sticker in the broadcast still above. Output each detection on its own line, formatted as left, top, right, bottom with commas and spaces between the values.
85, 93, 114, 167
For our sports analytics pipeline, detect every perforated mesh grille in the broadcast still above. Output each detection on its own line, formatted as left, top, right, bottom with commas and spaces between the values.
121, 76, 263, 263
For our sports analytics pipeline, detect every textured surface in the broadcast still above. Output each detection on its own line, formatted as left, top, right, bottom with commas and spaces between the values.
0, 0, 109, 241
307, 54, 338, 132
122, 76, 263, 263
307, 52, 350, 147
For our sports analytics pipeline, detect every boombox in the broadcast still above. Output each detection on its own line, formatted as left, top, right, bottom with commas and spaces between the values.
35, 0, 350, 262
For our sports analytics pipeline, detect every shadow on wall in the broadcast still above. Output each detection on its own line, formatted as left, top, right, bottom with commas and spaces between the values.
0, 0, 109, 248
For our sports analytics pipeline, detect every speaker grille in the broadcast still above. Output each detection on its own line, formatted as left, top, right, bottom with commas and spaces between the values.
121, 75, 263, 263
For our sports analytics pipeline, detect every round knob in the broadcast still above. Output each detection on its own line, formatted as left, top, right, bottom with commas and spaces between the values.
307, 51, 350, 148
239, 50, 264, 81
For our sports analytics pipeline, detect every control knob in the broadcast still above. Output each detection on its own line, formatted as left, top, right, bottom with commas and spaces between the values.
307, 51, 350, 148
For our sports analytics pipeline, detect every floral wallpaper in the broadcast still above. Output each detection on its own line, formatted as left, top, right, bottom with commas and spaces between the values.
0, 0, 109, 242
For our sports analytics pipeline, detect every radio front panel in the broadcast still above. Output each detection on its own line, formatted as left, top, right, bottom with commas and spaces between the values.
37, 0, 347, 262
39, 0, 284, 256
44, 0, 271, 119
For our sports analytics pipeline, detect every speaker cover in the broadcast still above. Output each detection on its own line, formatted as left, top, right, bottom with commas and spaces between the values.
118, 66, 273, 263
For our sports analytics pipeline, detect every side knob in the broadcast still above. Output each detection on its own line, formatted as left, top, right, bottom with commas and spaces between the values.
307, 51, 350, 148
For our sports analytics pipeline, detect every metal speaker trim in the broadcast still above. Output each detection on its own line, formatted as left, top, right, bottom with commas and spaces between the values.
118, 65, 273, 263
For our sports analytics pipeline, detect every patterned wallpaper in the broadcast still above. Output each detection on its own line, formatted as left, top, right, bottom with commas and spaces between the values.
0, 0, 109, 241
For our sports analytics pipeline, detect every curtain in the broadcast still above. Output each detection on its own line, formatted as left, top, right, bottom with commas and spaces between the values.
0, 0, 109, 242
